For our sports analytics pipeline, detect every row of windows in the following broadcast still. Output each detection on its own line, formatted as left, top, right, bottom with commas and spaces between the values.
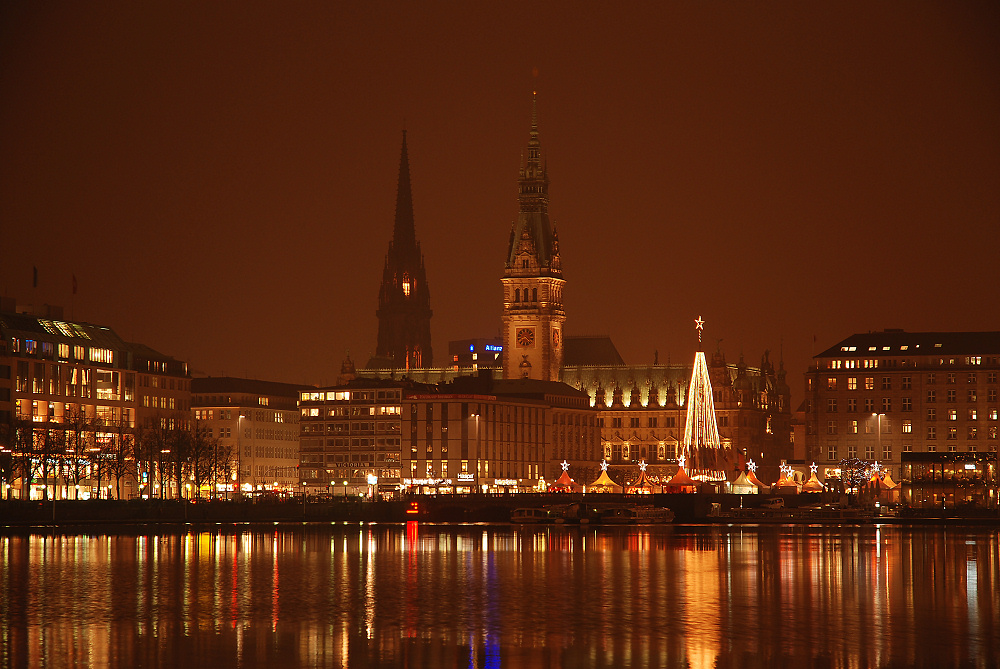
826, 357, 1000, 370
824, 372, 999, 391
826, 390, 997, 412
827, 419, 998, 438
300, 390, 394, 402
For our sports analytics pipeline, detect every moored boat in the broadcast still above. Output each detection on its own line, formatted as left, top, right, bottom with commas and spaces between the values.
600, 505, 674, 524
511, 507, 551, 523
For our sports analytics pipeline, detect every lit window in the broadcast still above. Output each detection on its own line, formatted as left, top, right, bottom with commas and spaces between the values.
948, 410, 957, 421
902, 420, 912, 433
827, 377, 837, 390
865, 378, 874, 390
847, 377, 857, 391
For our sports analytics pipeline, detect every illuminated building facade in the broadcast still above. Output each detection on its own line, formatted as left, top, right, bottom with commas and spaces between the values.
400, 374, 599, 492
803, 330, 999, 506
0, 298, 190, 499
191, 377, 301, 495
448, 338, 503, 373
501, 94, 565, 382
370, 131, 433, 371
358, 103, 791, 483
298, 378, 427, 496
563, 343, 792, 481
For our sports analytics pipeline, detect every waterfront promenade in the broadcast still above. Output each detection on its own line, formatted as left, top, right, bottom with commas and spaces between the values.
2, 494, 997, 528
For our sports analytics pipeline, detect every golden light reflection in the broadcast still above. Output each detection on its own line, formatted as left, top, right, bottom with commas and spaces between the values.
0, 526, 997, 667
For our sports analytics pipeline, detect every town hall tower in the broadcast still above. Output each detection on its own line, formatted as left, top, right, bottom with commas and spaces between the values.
501, 94, 565, 381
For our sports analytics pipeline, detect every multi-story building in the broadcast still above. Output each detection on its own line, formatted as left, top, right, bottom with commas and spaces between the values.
191, 377, 301, 496
560, 337, 792, 480
358, 103, 791, 480
401, 374, 600, 492
297, 372, 600, 495
804, 330, 999, 506
298, 378, 422, 496
0, 298, 190, 499
447, 338, 503, 374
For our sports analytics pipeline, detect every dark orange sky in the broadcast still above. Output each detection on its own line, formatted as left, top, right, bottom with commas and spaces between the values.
2, 2, 998, 399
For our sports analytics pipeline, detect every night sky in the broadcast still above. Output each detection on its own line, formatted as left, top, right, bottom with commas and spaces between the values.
2, 2, 998, 400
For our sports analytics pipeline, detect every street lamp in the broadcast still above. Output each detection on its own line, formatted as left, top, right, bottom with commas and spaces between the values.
872, 412, 885, 463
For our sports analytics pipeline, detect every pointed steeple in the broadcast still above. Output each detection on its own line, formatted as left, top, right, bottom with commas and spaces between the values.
392, 131, 416, 247
500, 94, 566, 382
371, 131, 433, 370
507, 92, 557, 272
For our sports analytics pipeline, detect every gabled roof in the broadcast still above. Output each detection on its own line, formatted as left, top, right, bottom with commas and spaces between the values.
816, 330, 1000, 358
563, 335, 625, 366
191, 376, 304, 398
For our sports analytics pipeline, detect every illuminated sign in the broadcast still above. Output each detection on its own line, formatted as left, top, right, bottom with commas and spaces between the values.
402, 478, 453, 486
457, 473, 475, 481
484, 345, 503, 352
494, 479, 518, 486
964, 464, 977, 470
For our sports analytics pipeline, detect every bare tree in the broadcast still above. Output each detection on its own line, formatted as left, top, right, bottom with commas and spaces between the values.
104, 413, 135, 500
63, 405, 93, 499
33, 427, 67, 501
189, 421, 218, 498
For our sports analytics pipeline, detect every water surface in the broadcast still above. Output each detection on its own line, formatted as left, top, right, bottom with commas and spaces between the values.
1, 523, 998, 668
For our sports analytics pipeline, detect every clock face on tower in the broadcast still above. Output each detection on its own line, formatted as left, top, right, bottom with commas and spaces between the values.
516, 328, 535, 347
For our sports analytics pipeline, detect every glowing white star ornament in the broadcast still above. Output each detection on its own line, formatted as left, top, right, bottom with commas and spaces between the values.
600, 460, 608, 472
638, 460, 647, 472
678, 456, 686, 469
560, 460, 570, 471
747, 459, 757, 473
810, 462, 818, 475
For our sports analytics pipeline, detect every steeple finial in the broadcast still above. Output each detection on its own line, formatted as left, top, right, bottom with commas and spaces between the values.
526, 91, 541, 169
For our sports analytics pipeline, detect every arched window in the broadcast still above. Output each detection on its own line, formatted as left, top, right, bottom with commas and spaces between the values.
532, 288, 537, 302
514, 289, 520, 302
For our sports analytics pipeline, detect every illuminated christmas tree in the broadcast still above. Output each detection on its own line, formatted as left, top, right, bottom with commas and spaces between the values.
682, 316, 727, 479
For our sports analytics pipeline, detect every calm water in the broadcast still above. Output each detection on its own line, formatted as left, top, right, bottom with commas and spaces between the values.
1, 523, 998, 668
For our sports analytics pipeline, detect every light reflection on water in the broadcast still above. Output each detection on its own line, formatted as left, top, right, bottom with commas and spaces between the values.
1, 523, 999, 668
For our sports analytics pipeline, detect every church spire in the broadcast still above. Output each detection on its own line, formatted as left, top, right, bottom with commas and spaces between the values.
392, 130, 416, 247
371, 131, 433, 370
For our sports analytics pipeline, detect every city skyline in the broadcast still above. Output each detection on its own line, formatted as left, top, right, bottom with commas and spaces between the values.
2, 3, 998, 394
